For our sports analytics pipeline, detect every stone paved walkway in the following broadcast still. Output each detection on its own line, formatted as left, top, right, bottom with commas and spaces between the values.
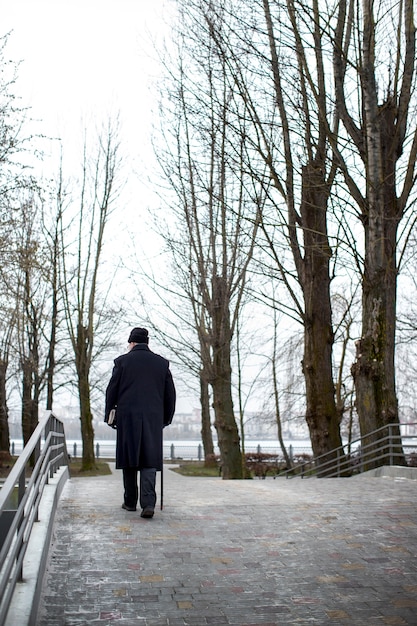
36, 464, 417, 625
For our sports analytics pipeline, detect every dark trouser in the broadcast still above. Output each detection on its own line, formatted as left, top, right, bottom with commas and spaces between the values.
123, 467, 156, 510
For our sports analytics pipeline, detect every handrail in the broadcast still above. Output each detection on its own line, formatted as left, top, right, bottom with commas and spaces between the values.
0, 410, 70, 625
284, 422, 417, 478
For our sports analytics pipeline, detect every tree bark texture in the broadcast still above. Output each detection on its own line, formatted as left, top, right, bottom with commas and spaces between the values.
339, 0, 416, 465
351, 98, 403, 464
300, 162, 345, 472
211, 275, 243, 479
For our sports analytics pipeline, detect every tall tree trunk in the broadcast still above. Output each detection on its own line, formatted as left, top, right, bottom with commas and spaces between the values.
333, 0, 415, 467
76, 324, 95, 470
46, 316, 56, 411
211, 276, 243, 479
211, 348, 242, 479
351, 98, 404, 466
46, 226, 59, 411
300, 162, 345, 473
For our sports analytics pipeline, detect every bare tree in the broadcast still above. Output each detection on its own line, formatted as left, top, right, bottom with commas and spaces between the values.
155, 4, 261, 478
201, 0, 345, 470
200, 0, 416, 470
0, 33, 41, 453
12, 193, 53, 448
263, 0, 344, 469
59, 120, 122, 471
42, 183, 64, 411
333, 0, 416, 464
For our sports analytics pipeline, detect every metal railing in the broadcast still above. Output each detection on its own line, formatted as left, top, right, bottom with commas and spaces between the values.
0, 411, 70, 624
9, 439, 314, 462
284, 423, 417, 478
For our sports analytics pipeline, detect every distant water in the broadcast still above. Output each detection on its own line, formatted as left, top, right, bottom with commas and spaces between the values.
10, 438, 313, 460
162, 440, 314, 462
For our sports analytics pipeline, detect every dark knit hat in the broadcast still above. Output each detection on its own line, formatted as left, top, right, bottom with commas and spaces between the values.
128, 327, 149, 344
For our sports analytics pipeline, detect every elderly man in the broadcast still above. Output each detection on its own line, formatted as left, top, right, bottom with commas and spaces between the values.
105, 327, 176, 518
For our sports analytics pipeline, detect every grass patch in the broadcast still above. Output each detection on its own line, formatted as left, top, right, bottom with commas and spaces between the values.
170, 462, 220, 477
0, 456, 112, 479
69, 459, 112, 477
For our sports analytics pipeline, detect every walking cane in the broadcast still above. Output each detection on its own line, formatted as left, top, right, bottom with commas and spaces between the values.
160, 434, 164, 510
160, 463, 163, 510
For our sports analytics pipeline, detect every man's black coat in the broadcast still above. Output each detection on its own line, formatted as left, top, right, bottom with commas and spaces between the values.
105, 344, 176, 470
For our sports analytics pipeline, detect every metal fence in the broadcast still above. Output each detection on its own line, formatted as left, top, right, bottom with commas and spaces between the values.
162, 442, 313, 462
284, 423, 417, 478
9, 428, 416, 471
10, 440, 311, 462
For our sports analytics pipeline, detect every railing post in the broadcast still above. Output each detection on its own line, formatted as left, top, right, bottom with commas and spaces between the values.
18, 471, 25, 505
17, 471, 26, 581
49, 415, 56, 477
389, 423, 393, 466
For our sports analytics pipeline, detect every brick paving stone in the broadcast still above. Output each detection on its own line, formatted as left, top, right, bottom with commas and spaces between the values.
35, 465, 417, 626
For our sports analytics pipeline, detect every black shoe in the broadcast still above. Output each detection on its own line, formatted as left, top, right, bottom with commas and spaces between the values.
140, 506, 154, 518
122, 503, 136, 512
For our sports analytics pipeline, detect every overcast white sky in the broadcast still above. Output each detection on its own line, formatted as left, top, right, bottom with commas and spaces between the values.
1, 1, 199, 414
1, 0, 175, 292
2, 0, 175, 270
2, 0, 170, 154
